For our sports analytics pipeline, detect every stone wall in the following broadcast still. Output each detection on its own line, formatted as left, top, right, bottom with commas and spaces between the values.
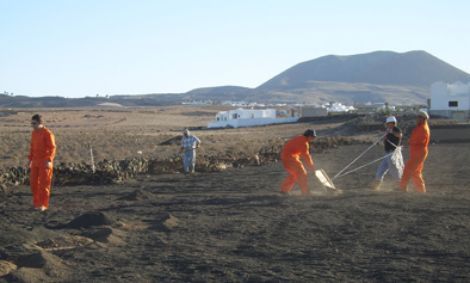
0, 136, 366, 193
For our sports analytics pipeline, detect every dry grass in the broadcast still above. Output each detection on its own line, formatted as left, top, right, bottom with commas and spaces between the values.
0, 106, 354, 169
3, 106, 460, 170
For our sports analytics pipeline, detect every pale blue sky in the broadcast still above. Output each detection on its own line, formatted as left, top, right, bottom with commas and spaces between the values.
1, 0, 469, 97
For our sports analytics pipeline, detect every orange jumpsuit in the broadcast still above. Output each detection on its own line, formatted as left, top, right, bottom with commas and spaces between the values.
280, 136, 315, 194
400, 121, 430, 192
28, 127, 56, 208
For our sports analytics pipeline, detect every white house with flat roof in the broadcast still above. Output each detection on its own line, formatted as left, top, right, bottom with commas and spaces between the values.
208, 108, 299, 128
430, 81, 470, 121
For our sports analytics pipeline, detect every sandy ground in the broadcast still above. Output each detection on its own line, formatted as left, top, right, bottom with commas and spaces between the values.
1, 143, 470, 282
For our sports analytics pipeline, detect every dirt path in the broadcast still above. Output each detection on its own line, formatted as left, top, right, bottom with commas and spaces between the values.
1, 144, 470, 282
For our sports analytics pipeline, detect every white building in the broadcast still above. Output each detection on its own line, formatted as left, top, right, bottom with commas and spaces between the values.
322, 102, 356, 113
208, 108, 299, 128
430, 81, 470, 121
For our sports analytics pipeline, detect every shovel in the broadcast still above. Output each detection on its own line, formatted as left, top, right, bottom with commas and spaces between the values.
315, 169, 337, 191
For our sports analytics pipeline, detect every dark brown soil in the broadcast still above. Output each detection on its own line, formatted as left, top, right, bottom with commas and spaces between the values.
1, 143, 470, 282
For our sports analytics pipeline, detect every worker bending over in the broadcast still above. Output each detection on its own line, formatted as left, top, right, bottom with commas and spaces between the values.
280, 129, 316, 196
28, 114, 56, 211
371, 116, 404, 190
400, 111, 431, 193
180, 129, 201, 174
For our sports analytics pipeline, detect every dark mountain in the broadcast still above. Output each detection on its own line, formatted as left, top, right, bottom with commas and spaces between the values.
257, 50, 470, 90
185, 86, 254, 101
0, 94, 109, 108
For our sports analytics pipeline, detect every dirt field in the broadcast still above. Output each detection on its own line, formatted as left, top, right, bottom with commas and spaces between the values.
1, 141, 470, 282
1, 107, 470, 282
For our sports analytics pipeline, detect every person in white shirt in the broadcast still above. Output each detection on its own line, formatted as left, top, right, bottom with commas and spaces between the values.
180, 129, 201, 174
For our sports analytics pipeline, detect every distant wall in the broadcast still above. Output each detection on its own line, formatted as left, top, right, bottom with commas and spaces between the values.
300, 107, 328, 117
0, 136, 370, 192
431, 124, 470, 143
430, 109, 470, 120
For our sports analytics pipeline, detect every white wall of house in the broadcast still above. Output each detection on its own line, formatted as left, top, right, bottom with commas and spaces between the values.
430, 81, 470, 120
431, 81, 470, 111
214, 108, 277, 122
209, 108, 298, 128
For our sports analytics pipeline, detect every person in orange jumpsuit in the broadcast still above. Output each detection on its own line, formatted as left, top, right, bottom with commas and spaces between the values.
400, 111, 430, 193
28, 114, 56, 211
280, 129, 316, 195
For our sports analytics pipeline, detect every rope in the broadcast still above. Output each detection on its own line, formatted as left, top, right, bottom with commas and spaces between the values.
334, 152, 393, 179
335, 142, 407, 179
332, 134, 385, 180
